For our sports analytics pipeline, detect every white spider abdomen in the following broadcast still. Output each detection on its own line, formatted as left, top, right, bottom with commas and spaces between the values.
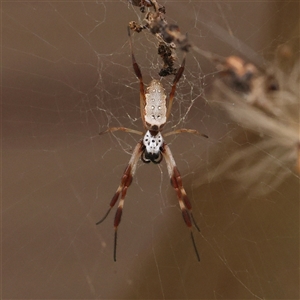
145, 80, 167, 129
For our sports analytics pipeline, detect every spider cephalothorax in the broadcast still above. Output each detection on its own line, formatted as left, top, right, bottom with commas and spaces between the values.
97, 27, 207, 261
144, 80, 167, 129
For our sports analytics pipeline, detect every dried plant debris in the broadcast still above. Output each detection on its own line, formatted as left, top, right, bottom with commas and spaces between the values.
157, 41, 177, 76
128, 0, 191, 76
129, 0, 159, 13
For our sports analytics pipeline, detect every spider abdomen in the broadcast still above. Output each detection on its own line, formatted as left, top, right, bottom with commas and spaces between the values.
145, 80, 167, 129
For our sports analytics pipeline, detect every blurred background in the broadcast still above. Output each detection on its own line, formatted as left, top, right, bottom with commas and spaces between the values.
2, 1, 299, 299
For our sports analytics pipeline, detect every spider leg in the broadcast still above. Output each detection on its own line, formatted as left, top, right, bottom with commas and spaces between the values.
127, 26, 147, 126
161, 143, 201, 261
166, 52, 186, 121
164, 128, 208, 139
99, 127, 143, 136
96, 141, 144, 261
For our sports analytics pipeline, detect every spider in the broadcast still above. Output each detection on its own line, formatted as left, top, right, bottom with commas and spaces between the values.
214, 55, 259, 93
96, 27, 208, 262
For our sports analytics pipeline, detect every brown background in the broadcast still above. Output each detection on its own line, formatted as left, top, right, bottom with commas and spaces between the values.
2, 1, 299, 299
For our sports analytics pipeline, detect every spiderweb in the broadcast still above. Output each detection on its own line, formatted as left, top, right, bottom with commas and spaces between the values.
2, 1, 299, 299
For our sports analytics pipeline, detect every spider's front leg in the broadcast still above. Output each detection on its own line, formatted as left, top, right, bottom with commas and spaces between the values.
96, 141, 144, 261
161, 143, 201, 261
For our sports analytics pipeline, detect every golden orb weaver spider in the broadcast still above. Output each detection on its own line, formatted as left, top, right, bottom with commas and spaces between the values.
97, 27, 208, 262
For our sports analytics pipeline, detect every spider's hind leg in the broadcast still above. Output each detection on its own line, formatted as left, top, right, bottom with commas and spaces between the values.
161, 143, 201, 261
96, 141, 144, 261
